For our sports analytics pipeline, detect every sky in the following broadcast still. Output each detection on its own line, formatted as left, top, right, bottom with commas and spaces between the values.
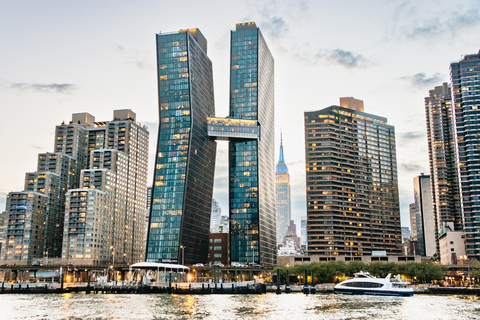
1, 0, 480, 232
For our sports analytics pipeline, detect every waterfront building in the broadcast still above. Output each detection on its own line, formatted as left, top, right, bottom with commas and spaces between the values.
304, 97, 402, 257
147, 22, 275, 267
228, 22, 276, 267
0, 116, 86, 264
275, 134, 291, 245
300, 216, 307, 247
62, 110, 149, 267
210, 199, 222, 233
450, 52, 480, 259
147, 28, 216, 265
0, 192, 48, 264
425, 83, 463, 257
438, 222, 466, 265
208, 233, 228, 266
412, 174, 435, 257
0, 110, 149, 267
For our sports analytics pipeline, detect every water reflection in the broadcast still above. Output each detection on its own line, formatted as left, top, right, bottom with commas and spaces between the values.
1, 293, 480, 320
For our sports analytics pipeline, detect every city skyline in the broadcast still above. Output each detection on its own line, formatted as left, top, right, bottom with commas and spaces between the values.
1, 1, 480, 229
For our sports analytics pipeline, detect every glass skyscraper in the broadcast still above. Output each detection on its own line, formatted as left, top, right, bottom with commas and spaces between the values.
147, 29, 216, 264
229, 22, 276, 267
304, 98, 402, 257
450, 51, 480, 259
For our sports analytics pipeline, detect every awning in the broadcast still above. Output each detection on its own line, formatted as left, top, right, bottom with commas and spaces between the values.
129, 262, 189, 272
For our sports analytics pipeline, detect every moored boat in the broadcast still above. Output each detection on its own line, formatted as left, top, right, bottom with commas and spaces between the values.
334, 271, 413, 297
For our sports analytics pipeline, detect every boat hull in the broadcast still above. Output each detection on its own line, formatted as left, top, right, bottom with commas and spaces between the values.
334, 287, 413, 297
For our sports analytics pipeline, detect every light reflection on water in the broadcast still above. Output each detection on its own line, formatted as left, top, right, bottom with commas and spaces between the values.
1, 293, 480, 320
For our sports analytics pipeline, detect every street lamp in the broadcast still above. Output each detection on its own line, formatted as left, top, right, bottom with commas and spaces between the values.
44, 247, 51, 266
110, 246, 115, 267
110, 246, 116, 283
180, 245, 185, 265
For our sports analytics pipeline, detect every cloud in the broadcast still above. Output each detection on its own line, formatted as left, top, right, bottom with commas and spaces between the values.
10, 82, 77, 94
398, 73, 445, 88
400, 163, 424, 173
116, 45, 153, 70
387, 3, 480, 41
400, 131, 424, 141
314, 49, 371, 69
262, 16, 289, 39
407, 9, 480, 39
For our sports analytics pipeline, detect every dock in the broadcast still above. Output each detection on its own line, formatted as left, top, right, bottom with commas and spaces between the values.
0, 280, 266, 295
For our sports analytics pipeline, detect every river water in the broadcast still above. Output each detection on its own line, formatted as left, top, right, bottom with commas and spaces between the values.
1, 293, 479, 320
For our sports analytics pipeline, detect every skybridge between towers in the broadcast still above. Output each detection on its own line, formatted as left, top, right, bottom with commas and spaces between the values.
207, 117, 260, 140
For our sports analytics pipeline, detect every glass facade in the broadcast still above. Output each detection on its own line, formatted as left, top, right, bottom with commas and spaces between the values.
147, 29, 216, 264
229, 22, 276, 267
207, 117, 259, 140
304, 104, 402, 257
450, 52, 480, 259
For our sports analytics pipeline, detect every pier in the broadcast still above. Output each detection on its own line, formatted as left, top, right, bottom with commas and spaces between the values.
0, 280, 266, 295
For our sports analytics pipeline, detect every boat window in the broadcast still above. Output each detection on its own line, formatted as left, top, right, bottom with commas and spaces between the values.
344, 282, 383, 288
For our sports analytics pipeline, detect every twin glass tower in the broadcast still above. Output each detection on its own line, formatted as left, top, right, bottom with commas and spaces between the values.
146, 22, 276, 266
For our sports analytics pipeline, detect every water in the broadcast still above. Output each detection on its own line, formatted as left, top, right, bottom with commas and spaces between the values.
1, 293, 480, 320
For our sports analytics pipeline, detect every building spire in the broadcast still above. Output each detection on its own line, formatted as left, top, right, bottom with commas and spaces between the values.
279, 131, 285, 163
276, 131, 288, 172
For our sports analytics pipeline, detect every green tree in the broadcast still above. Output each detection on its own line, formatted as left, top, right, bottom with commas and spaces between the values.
345, 260, 366, 276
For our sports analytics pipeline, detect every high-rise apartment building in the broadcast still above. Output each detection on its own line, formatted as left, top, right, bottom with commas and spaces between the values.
304, 97, 402, 257
146, 28, 216, 265
450, 51, 480, 259
228, 22, 276, 267
0, 110, 149, 267
275, 134, 291, 245
412, 174, 435, 256
425, 83, 462, 256
1, 192, 48, 263
147, 22, 275, 267
62, 110, 149, 267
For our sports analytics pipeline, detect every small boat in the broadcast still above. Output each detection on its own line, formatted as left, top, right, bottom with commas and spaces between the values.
334, 271, 413, 297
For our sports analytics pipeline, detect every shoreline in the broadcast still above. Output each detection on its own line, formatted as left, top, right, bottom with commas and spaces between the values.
2, 282, 480, 295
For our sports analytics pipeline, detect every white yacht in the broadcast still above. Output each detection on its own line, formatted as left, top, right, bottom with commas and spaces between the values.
334, 271, 413, 297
